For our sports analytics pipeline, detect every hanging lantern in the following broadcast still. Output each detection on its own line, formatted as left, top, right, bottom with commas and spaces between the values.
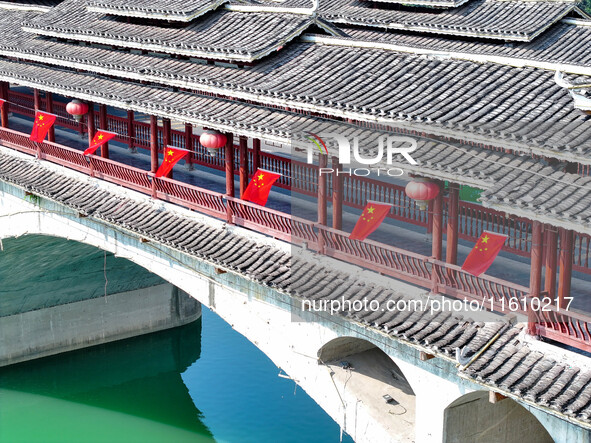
199, 130, 227, 157
405, 178, 440, 210
65, 99, 89, 122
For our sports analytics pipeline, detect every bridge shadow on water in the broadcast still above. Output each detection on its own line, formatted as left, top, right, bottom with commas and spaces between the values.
0, 320, 214, 442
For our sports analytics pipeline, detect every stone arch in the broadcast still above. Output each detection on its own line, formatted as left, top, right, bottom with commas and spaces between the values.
317, 336, 416, 442
443, 391, 553, 443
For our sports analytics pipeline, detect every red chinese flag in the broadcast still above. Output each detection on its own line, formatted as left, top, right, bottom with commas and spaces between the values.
84, 130, 117, 156
461, 231, 507, 276
155, 147, 189, 178
29, 111, 57, 143
349, 202, 391, 241
242, 168, 281, 206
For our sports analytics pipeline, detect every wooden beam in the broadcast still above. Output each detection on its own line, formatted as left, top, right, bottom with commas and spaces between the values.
150, 115, 158, 174
45, 92, 55, 143
489, 391, 507, 404
239, 136, 249, 197
318, 154, 328, 226
446, 183, 460, 265
332, 156, 343, 230
544, 226, 558, 300
86, 103, 95, 147
127, 110, 135, 152
224, 133, 235, 197
99, 104, 109, 159
432, 182, 443, 260
528, 221, 543, 334
252, 138, 261, 174
558, 228, 574, 309
0, 81, 9, 128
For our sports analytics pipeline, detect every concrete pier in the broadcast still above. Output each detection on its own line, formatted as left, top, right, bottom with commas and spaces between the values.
0, 284, 201, 367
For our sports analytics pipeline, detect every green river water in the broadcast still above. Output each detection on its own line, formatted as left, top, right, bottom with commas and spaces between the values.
0, 308, 353, 443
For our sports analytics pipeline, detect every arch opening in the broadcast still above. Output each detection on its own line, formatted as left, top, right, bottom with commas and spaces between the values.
443, 391, 553, 443
318, 337, 416, 442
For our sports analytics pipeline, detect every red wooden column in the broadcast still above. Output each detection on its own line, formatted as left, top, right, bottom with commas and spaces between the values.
239, 136, 249, 197
45, 92, 55, 142
0, 81, 9, 128
446, 183, 460, 264
87, 103, 95, 147
33, 89, 42, 156
318, 154, 328, 226
127, 110, 135, 152
431, 182, 443, 260
528, 221, 544, 334
252, 138, 261, 174
544, 226, 558, 300
558, 228, 574, 309
162, 118, 172, 178
150, 115, 158, 173
332, 156, 343, 230
224, 133, 235, 197
33, 88, 41, 112
99, 104, 109, 158
185, 123, 193, 170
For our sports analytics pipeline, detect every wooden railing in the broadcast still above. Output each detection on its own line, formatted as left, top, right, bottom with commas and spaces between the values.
3, 124, 591, 351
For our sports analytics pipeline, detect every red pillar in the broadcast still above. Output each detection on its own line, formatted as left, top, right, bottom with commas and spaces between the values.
529, 221, 544, 334
162, 118, 172, 178
127, 110, 135, 152
239, 136, 249, 197
99, 104, 109, 159
544, 226, 558, 300
332, 156, 343, 230
0, 81, 9, 128
558, 228, 574, 309
150, 115, 158, 173
185, 123, 193, 169
33, 89, 41, 112
87, 103, 95, 147
46, 92, 55, 142
318, 154, 328, 226
446, 183, 460, 264
252, 138, 261, 174
432, 182, 443, 260
224, 133, 235, 197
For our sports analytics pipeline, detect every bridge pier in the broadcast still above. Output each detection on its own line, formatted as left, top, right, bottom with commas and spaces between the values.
0, 284, 200, 367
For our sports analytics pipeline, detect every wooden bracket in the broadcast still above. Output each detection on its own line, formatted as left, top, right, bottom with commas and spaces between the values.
140, 238, 150, 243
215, 268, 227, 274
420, 351, 435, 361
489, 391, 507, 404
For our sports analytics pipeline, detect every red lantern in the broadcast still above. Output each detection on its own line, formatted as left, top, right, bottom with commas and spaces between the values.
65, 99, 89, 122
199, 130, 227, 157
405, 178, 440, 210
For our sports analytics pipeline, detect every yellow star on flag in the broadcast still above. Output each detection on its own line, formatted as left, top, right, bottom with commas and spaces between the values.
98, 134, 104, 140
167, 149, 174, 157
481, 235, 489, 244
258, 173, 264, 180
38, 115, 44, 121
367, 206, 375, 214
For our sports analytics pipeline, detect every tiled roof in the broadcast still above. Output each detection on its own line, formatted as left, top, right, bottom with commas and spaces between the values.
11, 15, 591, 163
481, 163, 591, 230
319, 0, 578, 41
86, 0, 228, 21
1, 150, 591, 428
23, 0, 314, 62
0, 0, 59, 11
336, 21, 591, 75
